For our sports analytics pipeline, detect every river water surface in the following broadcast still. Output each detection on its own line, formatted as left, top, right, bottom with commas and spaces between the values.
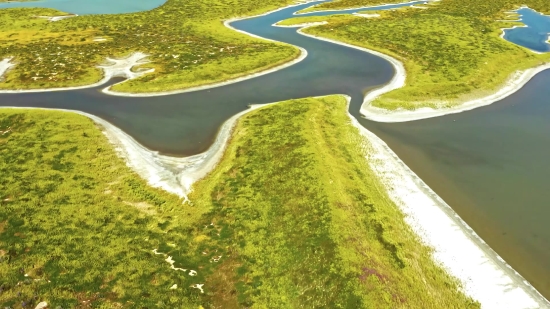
1, 0, 549, 300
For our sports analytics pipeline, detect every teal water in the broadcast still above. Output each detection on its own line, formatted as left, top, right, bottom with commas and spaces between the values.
503, 7, 550, 53
0, 0, 166, 14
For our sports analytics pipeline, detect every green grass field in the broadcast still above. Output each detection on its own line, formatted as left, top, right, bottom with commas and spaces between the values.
0, 97, 478, 308
0, 0, 299, 93
283, 0, 550, 110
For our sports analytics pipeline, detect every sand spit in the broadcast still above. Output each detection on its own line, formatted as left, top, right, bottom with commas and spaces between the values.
0, 58, 14, 80
102, 47, 308, 97
0, 103, 269, 201
36, 14, 77, 22
0, 52, 153, 94
340, 95, 550, 309
353, 13, 380, 18
0, 1, 317, 96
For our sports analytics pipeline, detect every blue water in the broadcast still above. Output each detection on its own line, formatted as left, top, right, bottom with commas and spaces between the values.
503, 7, 550, 53
0, 0, 167, 15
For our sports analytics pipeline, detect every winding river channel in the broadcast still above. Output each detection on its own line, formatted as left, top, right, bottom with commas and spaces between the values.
1, 0, 550, 305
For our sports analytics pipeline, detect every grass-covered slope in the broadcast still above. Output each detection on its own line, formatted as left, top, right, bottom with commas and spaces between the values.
1, 97, 478, 308
284, 0, 550, 110
0, 0, 299, 92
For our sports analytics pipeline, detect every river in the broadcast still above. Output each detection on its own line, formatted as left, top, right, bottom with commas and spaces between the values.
1, 0, 549, 301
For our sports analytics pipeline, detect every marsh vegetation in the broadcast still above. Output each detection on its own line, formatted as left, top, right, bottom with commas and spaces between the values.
285, 0, 550, 110
0, 0, 299, 92
0, 97, 478, 307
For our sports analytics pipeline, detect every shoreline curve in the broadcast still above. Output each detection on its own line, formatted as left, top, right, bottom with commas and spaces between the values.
281, 21, 550, 123
343, 94, 550, 308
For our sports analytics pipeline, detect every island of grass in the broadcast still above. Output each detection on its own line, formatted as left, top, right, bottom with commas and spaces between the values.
282, 0, 550, 111
0, 96, 478, 308
0, 0, 301, 93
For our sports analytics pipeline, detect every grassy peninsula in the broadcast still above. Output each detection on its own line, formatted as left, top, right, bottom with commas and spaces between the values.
283, 0, 550, 110
297, 0, 406, 13
0, 97, 478, 308
0, 0, 299, 93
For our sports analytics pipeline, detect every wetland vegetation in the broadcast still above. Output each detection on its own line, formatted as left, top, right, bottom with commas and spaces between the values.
285, 0, 550, 110
0, 0, 300, 92
0, 96, 478, 308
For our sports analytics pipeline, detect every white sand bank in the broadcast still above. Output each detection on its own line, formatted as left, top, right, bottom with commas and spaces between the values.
0, 58, 14, 80
36, 14, 77, 22
0, 52, 153, 93
0, 1, 316, 96
102, 47, 307, 96
293, 0, 429, 15
342, 95, 550, 308
360, 62, 550, 122
0, 103, 268, 202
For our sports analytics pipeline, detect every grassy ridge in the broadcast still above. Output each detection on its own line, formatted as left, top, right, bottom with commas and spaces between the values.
282, 0, 550, 110
189, 95, 477, 308
1, 97, 478, 307
0, 0, 299, 92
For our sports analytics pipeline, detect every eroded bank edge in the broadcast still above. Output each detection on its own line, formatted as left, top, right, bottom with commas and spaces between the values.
0, 103, 270, 202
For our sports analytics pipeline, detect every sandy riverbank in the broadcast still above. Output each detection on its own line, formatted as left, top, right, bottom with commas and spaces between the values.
0, 0, 318, 97
0, 103, 268, 202
99, 0, 321, 96
3, 91, 549, 307
293, 0, 428, 15
360, 62, 550, 122
342, 95, 550, 308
